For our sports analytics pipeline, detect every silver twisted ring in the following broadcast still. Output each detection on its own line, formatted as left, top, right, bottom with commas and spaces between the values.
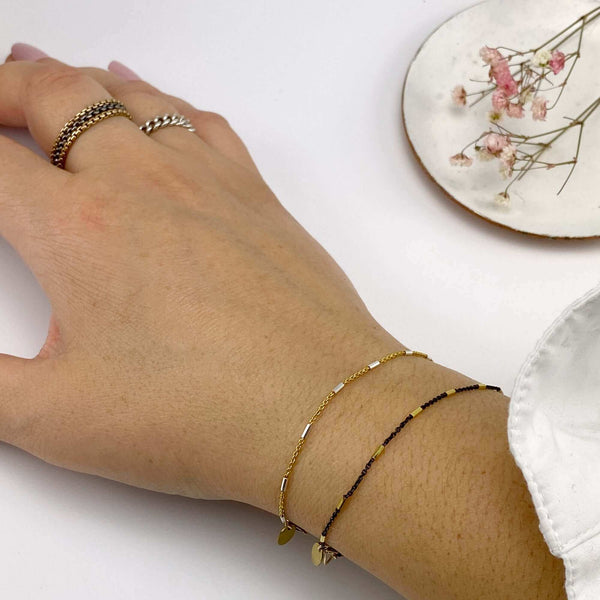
139, 113, 196, 136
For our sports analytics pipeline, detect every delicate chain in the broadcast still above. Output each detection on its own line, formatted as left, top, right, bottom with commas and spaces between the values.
50, 99, 133, 169
139, 113, 196, 135
312, 383, 503, 566
51, 98, 122, 156
277, 349, 430, 543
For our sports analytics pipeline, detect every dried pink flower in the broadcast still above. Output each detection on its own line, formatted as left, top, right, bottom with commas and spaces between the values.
500, 144, 517, 165
499, 144, 517, 177
549, 50, 566, 75
449, 153, 473, 167
483, 132, 509, 155
491, 59, 518, 96
479, 46, 503, 66
452, 13, 599, 199
476, 147, 495, 161
492, 89, 509, 112
506, 102, 524, 118
451, 85, 467, 106
532, 96, 548, 121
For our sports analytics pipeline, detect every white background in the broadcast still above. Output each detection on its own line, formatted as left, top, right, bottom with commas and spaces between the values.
0, 0, 597, 598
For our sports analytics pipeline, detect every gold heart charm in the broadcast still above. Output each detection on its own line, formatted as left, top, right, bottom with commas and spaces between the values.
311, 542, 323, 566
277, 524, 296, 545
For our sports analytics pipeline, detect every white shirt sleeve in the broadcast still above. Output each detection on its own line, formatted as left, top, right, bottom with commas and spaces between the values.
508, 280, 600, 600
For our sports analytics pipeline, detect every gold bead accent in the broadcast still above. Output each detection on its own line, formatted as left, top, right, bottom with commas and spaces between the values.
372, 444, 385, 460
277, 349, 429, 543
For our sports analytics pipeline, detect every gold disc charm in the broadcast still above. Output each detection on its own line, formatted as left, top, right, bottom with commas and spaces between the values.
311, 542, 323, 566
277, 524, 296, 545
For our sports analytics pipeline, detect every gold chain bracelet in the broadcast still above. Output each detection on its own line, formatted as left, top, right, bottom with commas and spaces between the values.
276, 349, 430, 546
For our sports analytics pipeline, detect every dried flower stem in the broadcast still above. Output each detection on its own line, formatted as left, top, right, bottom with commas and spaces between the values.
455, 96, 599, 198
449, 8, 599, 204
467, 7, 599, 110
507, 96, 599, 194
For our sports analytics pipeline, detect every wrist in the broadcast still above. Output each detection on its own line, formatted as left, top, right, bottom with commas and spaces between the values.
222, 319, 475, 518
203, 322, 566, 600
259, 343, 478, 536
207, 319, 407, 508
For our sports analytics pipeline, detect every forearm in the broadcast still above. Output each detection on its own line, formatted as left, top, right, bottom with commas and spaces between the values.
226, 327, 567, 600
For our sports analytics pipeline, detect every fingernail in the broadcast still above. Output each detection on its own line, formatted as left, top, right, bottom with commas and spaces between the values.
11, 42, 48, 61
108, 60, 140, 81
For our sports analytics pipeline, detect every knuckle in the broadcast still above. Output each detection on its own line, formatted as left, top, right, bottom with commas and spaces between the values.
25, 66, 92, 100
82, 66, 114, 82
165, 93, 189, 108
84, 66, 107, 77
194, 110, 230, 132
112, 79, 158, 99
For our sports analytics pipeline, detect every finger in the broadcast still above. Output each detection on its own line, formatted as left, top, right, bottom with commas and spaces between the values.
0, 45, 154, 172
7, 47, 203, 167
78, 63, 203, 155
6, 45, 261, 175
105, 60, 261, 174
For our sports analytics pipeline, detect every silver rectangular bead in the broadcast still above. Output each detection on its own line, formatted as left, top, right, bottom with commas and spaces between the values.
301, 423, 311, 439
280, 514, 286, 525
332, 382, 345, 394
368, 360, 380, 369
405, 350, 414, 355
280, 477, 288, 492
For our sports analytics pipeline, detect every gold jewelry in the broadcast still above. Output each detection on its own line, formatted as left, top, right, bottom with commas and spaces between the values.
50, 98, 133, 169
312, 382, 503, 566
277, 349, 430, 546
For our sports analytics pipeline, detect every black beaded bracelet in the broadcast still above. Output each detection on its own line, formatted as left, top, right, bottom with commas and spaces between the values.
311, 383, 503, 566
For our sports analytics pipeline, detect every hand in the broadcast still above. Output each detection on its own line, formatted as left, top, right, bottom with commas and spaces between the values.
0, 45, 568, 600
0, 45, 401, 505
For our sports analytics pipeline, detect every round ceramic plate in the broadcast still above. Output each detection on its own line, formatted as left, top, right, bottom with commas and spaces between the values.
402, 0, 600, 238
